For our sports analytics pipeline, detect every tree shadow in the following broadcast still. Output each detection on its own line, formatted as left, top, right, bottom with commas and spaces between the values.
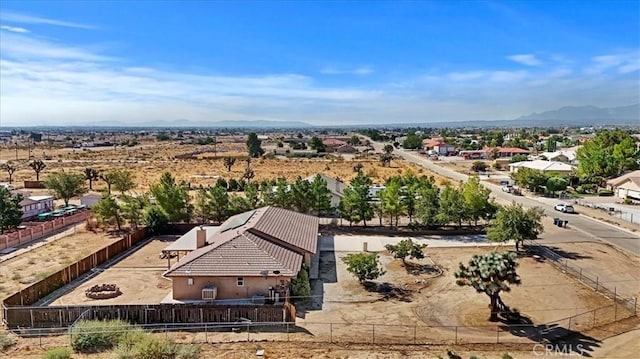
403, 261, 442, 276
363, 281, 413, 303
497, 303, 600, 357
525, 245, 592, 260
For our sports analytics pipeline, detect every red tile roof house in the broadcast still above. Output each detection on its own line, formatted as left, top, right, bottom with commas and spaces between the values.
163, 206, 319, 303
484, 147, 531, 158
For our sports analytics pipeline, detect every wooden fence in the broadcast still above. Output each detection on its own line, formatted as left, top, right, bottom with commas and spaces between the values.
2, 303, 295, 329
2, 228, 147, 308
0, 211, 91, 251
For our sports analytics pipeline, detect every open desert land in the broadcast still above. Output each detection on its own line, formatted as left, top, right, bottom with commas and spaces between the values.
1, 138, 448, 191
0, 228, 119, 305
49, 237, 174, 305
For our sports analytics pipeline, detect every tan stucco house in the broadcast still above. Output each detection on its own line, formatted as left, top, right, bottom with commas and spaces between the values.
164, 206, 319, 303
607, 170, 640, 201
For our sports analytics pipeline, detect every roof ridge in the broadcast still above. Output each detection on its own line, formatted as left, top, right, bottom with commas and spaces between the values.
243, 232, 290, 270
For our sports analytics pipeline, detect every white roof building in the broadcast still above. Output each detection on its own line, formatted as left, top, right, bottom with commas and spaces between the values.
536, 150, 577, 163
508, 160, 576, 174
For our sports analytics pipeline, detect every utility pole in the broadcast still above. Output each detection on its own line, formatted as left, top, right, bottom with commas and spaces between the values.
14, 141, 18, 160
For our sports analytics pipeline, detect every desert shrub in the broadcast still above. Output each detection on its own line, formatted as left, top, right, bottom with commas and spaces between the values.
42, 347, 72, 359
597, 189, 614, 196
71, 320, 131, 353
289, 264, 311, 302
493, 162, 503, 170
131, 335, 176, 359
0, 331, 16, 350
471, 161, 488, 172
176, 344, 201, 359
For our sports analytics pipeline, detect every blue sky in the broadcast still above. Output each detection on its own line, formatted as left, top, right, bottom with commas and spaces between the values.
0, 1, 638, 126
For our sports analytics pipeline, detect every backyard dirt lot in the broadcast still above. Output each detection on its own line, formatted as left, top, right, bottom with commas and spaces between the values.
49, 237, 175, 305
0, 227, 119, 304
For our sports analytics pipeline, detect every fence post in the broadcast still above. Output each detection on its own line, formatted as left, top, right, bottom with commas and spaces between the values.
330, 323, 333, 343
592, 309, 596, 328
372, 324, 375, 344
568, 316, 572, 331
614, 287, 617, 321
455, 326, 458, 344
287, 322, 289, 341
247, 322, 250, 341
205, 323, 207, 343
413, 324, 417, 345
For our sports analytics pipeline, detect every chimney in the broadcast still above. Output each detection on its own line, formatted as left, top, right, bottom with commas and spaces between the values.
196, 227, 206, 248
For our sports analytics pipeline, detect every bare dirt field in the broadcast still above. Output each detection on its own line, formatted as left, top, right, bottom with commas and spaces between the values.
0, 227, 118, 303
49, 237, 174, 305
1, 138, 446, 192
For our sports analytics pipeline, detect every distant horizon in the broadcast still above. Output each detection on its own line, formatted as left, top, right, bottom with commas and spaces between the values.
1, 1, 638, 126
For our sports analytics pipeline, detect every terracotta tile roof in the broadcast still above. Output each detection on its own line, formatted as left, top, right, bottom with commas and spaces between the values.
248, 206, 319, 254
164, 232, 302, 277
322, 138, 348, 146
164, 206, 317, 278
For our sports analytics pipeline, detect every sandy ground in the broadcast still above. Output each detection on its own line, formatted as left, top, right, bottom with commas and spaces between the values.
49, 238, 174, 305
1, 138, 445, 191
0, 227, 118, 303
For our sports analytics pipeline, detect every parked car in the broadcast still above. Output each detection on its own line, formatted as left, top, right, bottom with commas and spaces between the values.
554, 203, 575, 213
501, 185, 513, 193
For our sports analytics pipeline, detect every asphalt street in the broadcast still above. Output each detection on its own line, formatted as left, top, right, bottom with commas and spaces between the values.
371, 141, 640, 256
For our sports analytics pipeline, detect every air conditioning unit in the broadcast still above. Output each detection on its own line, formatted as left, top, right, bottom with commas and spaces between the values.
202, 286, 217, 301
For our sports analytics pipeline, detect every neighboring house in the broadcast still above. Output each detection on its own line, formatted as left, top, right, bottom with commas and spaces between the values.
20, 195, 54, 219
607, 170, 640, 201
508, 160, 576, 174
537, 150, 577, 164
305, 174, 347, 208
164, 206, 319, 302
80, 193, 103, 208
323, 138, 348, 149
485, 147, 531, 158
459, 150, 488, 160
423, 140, 455, 155
334, 144, 357, 154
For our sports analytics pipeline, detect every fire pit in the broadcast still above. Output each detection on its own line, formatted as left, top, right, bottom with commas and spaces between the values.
85, 284, 122, 299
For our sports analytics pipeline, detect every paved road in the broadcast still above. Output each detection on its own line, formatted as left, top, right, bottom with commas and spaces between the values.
371, 142, 640, 256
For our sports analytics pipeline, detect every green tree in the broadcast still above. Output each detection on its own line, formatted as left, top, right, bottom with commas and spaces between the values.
308, 136, 326, 152
84, 168, 100, 190
340, 172, 373, 226
110, 170, 136, 193
120, 194, 147, 229
342, 252, 386, 284
415, 178, 440, 227
437, 185, 467, 227
385, 238, 427, 266
546, 176, 568, 196
246, 132, 265, 158
577, 129, 639, 178
149, 172, 191, 222
289, 265, 311, 302
290, 176, 313, 213
471, 161, 489, 172
378, 177, 405, 226
29, 159, 46, 181
309, 174, 333, 215
462, 176, 495, 226
194, 189, 211, 223
512, 168, 547, 193
273, 178, 292, 209
243, 183, 261, 209
487, 202, 544, 252
348, 135, 361, 146
44, 171, 86, 206
223, 157, 236, 172
144, 205, 168, 234
455, 251, 521, 322
509, 154, 528, 163
93, 196, 123, 231
205, 185, 230, 223
401, 172, 420, 223
0, 187, 22, 233
402, 133, 423, 149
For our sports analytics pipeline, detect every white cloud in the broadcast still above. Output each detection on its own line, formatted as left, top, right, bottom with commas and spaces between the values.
0, 11, 95, 29
0, 25, 29, 33
0, 30, 637, 126
320, 66, 374, 75
585, 50, 640, 75
507, 54, 542, 66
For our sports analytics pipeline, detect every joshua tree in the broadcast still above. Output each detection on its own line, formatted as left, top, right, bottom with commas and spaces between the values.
223, 157, 236, 172
84, 167, 100, 190
243, 167, 255, 183
2, 162, 17, 184
353, 162, 364, 173
29, 159, 46, 181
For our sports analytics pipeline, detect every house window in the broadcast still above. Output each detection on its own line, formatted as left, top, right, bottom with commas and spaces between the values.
237, 277, 244, 287
187, 277, 194, 286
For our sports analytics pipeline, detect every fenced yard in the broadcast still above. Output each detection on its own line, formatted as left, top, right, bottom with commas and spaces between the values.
0, 211, 91, 251
575, 199, 640, 225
